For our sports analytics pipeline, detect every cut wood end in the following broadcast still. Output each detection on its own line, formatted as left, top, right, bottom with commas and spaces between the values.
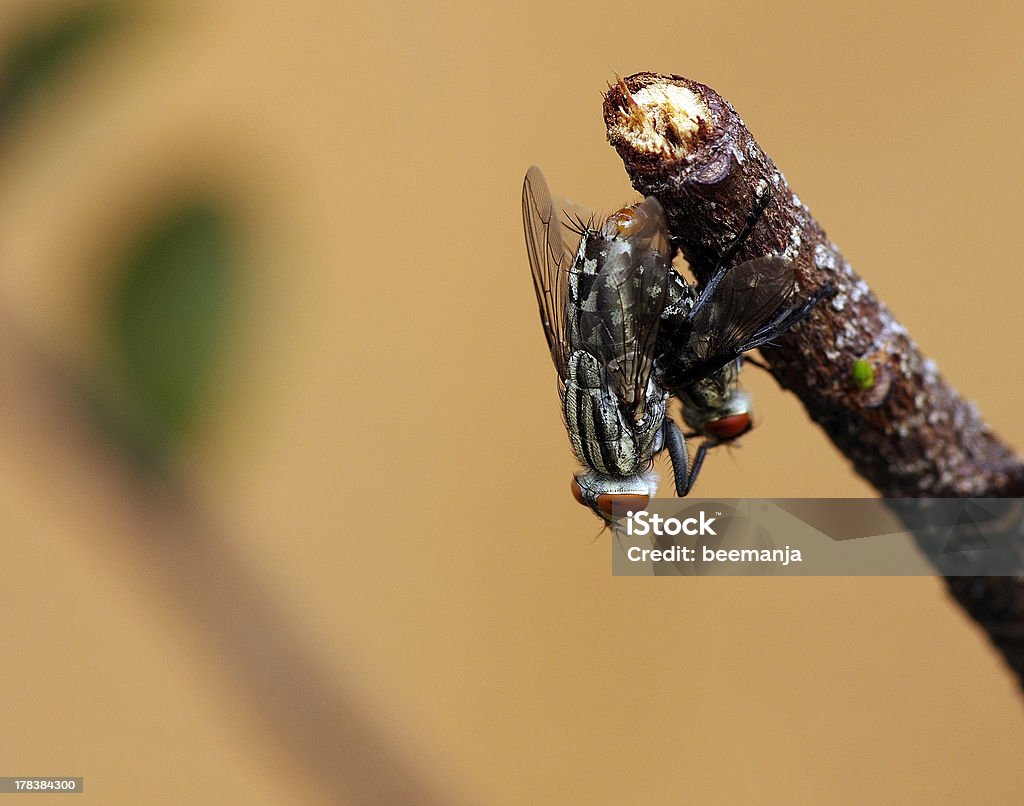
605, 77, 711, 160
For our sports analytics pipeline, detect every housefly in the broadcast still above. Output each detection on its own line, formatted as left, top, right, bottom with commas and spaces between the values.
522, 166, 692, 521
655, 190, 833, 488
523, 167, 830, 519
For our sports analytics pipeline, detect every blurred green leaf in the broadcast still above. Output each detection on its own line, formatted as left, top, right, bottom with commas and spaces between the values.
105, 202, 233, 461
0, 3, 126, 127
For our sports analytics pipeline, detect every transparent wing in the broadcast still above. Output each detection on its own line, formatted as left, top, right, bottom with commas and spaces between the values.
523, 166, 575, 380
670, 256, 797, 385
581, 198, 671, 410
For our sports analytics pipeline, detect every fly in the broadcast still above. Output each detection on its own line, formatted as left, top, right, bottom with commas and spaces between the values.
522, 167, 831, 519
655, 188, 833, 489
522, 166, 692, 521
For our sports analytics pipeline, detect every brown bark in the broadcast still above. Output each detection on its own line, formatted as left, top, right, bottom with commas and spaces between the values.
603, 72, 1024, 687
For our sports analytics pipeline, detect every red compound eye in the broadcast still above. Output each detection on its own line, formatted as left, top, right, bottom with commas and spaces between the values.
571, 478, 588, 507
705, 413, 752, 440
595, 494, 650, 518
572, 479, 649, 518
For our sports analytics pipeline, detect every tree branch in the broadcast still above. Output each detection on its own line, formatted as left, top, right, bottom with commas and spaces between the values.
603, 72, 1024, 687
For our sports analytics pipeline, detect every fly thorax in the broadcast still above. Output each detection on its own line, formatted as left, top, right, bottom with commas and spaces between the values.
568, 237, 601, 313
597, 237, 633, 270
660, 271, 697, 321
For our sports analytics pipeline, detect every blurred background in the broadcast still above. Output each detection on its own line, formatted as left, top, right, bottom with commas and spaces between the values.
1, 0, 1022, 803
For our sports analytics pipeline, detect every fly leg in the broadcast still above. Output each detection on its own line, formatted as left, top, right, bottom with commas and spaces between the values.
731, 281, 836, 354
687, 185, 774, 323
681, 442, 710, 496
662, 416, 709, 497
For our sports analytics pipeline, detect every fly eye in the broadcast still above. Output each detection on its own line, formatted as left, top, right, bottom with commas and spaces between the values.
571, 478, 588, 508
705, 413, 752, 440
595, 493, 650, 518
571, 479, 649, 518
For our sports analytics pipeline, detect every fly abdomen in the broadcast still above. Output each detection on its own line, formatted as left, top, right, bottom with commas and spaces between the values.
523, 166, 679, 521
564, 350, 666, 477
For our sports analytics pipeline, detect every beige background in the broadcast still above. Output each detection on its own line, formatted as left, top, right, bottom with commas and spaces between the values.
1, 0, 1022, 803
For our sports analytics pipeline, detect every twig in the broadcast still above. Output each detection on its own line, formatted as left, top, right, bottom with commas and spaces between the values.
603, 72, 1024, 686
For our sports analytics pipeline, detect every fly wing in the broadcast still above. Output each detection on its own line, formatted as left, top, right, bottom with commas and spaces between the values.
672, 256, 797, 385
523, 166, 574, 380
579, 198, 671, 411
